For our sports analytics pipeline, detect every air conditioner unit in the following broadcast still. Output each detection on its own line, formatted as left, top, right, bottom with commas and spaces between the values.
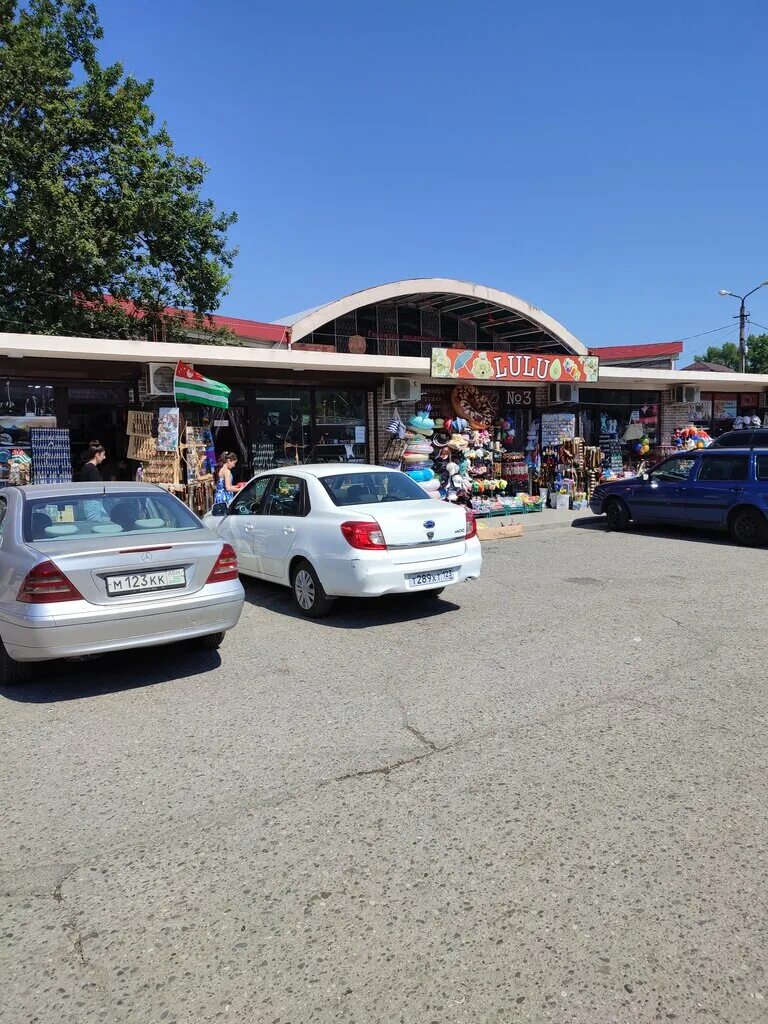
673, 385, 701, 404
549, 382, 579, 404
384, 377, 422, 402
146, 363, 176, 396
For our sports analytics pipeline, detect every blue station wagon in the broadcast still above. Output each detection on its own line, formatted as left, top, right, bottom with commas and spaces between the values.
590, 448, 768, 546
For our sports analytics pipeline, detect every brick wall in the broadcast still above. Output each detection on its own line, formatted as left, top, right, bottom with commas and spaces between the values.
373, 383, 417, 461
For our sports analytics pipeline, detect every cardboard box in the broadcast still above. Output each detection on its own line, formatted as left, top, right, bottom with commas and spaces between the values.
476, 518, 524, 542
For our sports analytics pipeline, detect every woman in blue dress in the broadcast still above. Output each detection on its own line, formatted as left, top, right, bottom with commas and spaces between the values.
212, 452, 238, 513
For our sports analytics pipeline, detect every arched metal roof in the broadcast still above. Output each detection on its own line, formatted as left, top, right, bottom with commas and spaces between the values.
277, 278, 587, 355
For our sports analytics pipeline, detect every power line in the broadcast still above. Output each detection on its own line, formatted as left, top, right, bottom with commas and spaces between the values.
747, 320, 768, 332
679, 323, 737, 342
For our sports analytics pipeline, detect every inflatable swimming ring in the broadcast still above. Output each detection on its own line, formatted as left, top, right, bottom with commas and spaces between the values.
451, 384, 499, 429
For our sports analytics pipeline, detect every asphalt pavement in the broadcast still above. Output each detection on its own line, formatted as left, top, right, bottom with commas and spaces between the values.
1, 518, 767, 1024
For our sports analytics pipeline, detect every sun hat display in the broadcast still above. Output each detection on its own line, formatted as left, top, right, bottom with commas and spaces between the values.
447, 433, 469, 450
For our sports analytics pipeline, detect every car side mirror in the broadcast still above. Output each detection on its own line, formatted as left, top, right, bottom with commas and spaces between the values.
211, 504, 228, 517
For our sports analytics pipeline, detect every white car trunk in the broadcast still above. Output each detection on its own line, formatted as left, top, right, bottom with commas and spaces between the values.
349, 500, 468, 565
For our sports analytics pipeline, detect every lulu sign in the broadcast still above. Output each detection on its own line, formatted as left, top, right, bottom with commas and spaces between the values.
431, 347, 599, 384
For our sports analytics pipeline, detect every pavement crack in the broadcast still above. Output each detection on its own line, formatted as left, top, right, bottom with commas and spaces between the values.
327, 748, 437, 783
52, 864, 79, 904
403, 720, 437, 752
62, 920, 91, 968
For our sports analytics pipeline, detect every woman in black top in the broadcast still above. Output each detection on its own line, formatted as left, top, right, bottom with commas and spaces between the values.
79, 441, 106, 482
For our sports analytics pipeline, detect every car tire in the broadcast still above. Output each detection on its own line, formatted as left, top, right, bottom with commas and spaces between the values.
291, 560, 335, 618
196, 631, 226, 650
0, 640, 33, 686
605, 498, 631, 531
729, 508, 768, 547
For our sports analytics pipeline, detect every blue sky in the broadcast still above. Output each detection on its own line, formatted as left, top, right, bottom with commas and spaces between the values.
96, 0, 768, 361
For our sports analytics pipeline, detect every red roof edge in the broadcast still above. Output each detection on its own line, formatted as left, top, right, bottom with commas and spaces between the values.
88, 296, 289, 344
589, 341, 683, 360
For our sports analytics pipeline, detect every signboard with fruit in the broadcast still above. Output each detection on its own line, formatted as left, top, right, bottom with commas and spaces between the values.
430, 347, 599, 383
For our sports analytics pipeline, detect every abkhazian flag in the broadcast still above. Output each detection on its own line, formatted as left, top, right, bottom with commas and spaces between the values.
173, 361, 230, 409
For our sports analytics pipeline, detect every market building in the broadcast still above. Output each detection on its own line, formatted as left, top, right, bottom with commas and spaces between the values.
1, 277, 767, 509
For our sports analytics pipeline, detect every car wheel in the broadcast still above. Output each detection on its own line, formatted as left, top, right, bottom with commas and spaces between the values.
605, 498, 631, 531
196, 631, 226, 650
729, 508, 768, 547
0, 640, 33, 686
291, 561, 335, 618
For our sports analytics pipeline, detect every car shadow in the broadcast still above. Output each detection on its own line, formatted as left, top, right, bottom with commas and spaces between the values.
240, 576, 461, 628
0, 642, 222, 704
572, 517, 737, 547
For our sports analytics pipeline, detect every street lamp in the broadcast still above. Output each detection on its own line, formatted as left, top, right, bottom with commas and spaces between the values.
718, 280, 768, 372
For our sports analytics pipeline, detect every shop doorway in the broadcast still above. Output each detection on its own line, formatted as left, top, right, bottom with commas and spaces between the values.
68, 385, 132, 480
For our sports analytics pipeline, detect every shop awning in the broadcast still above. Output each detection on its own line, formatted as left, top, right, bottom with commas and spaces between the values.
0, 332, 427, 378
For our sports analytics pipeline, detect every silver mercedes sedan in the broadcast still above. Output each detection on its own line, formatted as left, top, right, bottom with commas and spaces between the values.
0, 483, 244, 685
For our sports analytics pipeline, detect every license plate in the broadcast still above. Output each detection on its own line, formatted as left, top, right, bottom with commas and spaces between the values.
106, 568, 186, 596
407, 568, 456, 588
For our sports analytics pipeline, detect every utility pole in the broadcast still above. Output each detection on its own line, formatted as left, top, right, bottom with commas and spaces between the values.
719, 280, 768, 373
738, 296, 747, 374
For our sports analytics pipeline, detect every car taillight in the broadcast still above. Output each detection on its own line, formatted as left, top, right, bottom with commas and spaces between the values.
206, 543, 239, 583
464, 509, 477, 540
340, 520, 387, 550
17, 560, 83, 604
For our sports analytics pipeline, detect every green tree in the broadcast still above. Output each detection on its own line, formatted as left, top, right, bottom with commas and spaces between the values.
693, 342, 740, 369
0, 0, 238, 342
693, 336, 768, 373
745, 333, 768, 374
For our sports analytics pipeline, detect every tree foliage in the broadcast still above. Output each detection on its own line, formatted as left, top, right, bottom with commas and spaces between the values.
0, 0, 238, 342
694, 336, 768, 374
693, 342, 740, 370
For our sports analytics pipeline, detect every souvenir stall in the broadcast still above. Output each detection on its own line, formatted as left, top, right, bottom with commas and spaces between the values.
0, 380, 72, 487
123, 406, 218, 515
386, 383, 544, 519
537, 413, 603, 508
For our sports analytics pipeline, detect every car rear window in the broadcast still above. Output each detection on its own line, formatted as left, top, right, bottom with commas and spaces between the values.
697, 455, 749, 482
24, 492, 203, 542
756, 456, 768, 481
714, 430, 768, 448
320, 471, 431, 506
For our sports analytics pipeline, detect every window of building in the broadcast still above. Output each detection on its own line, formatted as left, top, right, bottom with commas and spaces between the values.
311, 390, 366, 463
578, 389, 661, 447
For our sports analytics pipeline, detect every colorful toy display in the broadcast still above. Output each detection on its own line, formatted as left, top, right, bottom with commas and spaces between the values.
632, 433, 651, 456
672, 425, 712, 450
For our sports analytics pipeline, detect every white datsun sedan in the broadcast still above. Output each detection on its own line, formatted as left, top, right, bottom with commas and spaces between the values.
204, 465, 482, 617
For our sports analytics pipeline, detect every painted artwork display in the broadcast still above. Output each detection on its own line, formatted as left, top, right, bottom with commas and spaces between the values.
431, 348, 599, 384
157, 407, 180, 452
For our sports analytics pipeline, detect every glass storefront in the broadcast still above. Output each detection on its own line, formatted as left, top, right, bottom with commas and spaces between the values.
578, 389, 661, 448
251, 386, 368, 471
251, 387, 312, 470
313, 389, 367, 462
